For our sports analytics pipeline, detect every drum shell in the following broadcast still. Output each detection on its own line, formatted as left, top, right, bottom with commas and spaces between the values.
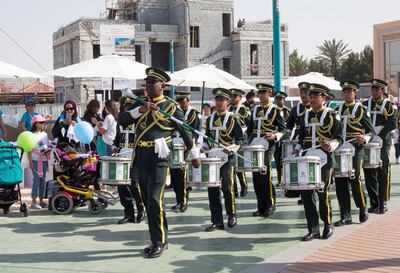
282, 156, 323, 190
235, 145, 265, 172
363, 143, 382, 169
171, 144, 186, 169
186, 158, 221, 189
99, 156, 131, 185
333, 148, 354, 178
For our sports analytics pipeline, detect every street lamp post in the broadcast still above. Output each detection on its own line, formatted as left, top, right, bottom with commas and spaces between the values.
273, 0, 282, 93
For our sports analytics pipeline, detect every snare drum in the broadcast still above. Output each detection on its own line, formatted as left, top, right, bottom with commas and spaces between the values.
333, 148, 355, 178
235, 145, 265, 172
187, 158, 221, 190
99, 156, 131, 185
172, 143, 185, 169
363, 142, 382, 169
282, 156, 323, 190
282, 139, 298, 159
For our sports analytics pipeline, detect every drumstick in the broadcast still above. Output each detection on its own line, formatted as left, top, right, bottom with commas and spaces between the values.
125, 91, 253, 163
302, 134, 371, 153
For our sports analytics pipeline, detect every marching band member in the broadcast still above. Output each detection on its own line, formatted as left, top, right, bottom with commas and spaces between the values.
129, 67, 200, 258
228, 88, 250, 197
202, 88, 244, 231
273, 91, 291, 185
294, 83, 343, 241
170, 91, 201, 213
247, 84, 286, 217
362, 79, 397, 214
334, 80, 374, 227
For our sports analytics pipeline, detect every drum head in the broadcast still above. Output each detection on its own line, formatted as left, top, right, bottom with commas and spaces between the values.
306, 149, 327, 166
340, 142, 355, 153
251, 137, 269, 150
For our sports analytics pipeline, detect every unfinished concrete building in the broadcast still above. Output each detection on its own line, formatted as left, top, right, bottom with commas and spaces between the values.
53, 0, 289, 103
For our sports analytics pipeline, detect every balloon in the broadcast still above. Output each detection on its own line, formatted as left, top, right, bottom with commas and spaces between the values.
74, 118, 94, 144
17, 131, 38, 152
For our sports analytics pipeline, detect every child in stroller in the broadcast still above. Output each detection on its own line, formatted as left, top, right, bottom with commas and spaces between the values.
0, 142, 28, 216
47, 142, 109, 215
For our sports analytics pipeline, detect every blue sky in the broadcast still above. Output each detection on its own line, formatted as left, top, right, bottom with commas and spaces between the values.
0, 0, 399, 73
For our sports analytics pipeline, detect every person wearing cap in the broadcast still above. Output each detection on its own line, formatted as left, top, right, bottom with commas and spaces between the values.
113, 90, 147, 225
285, 82, 311, 203
362, 79, 397, 214
243, 90, 256, 111
247, 83, 286, 217
170, 90, 201, 213
20, 98, 38, 131
294, 83, 343, 241
273, 91, 291, 186
28, 115, 50, 209
228, 88, 250, 197
334, 80, 374, 227
202, 88, 244, 231
128, 67, 201, 258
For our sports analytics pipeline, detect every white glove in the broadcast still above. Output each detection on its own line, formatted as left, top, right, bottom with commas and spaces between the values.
189, 146, 200, 160
154, 138, 170, 159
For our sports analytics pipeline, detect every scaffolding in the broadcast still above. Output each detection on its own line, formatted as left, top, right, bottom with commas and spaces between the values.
101, 0, 139, 20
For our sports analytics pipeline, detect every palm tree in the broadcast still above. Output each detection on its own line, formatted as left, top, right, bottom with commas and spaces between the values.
316, 39, 351, 78
289, 50, 309, 76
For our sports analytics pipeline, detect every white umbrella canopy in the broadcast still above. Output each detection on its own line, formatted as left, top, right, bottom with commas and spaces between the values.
0, 60, 44, 79
168, 64, 255, 90
282, 72, 341, 90
46, 54, 149, 80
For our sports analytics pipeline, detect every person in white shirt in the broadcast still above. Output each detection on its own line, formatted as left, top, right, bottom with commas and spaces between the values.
95, 100, 118, 156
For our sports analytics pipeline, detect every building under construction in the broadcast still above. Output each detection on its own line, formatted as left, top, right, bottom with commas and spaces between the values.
53, 0, 289, 103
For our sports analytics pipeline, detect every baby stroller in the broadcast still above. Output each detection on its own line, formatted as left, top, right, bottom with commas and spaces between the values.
0, 142, 28, 217
47, 145, 114, 215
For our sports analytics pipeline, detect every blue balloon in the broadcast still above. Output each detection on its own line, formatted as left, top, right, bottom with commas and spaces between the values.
74, 118, 94, 144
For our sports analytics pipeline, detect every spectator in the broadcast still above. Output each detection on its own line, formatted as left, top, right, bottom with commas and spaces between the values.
83, 99, 102, 151
28, 115, 50, 209
93, 100, 117, 156
20, 98, 38, 131
52, 100, 79, 145
0, 107, 6, 141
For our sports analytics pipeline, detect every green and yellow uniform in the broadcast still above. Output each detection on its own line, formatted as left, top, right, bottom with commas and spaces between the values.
297, 85, 343, 236
274, 91, 291, 185
362, 80, 397, 212
335, 98, 374, 223
129, 68, 197, 251
113, 105, 145, 222
170, 98, 200, 211
247, 84, 286, 216
203, 89, 244, 228
228, 101, 250, 196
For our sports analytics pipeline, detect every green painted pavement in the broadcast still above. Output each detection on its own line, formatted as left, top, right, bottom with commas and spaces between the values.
1, 164, 399, 273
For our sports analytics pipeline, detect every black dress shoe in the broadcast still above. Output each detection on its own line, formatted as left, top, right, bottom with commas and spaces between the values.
227, 215, 237, 228
301, 232, 320, 241
334, 218, 352, 227
204, 223, 224, 232
297, 198, 304, 205
136, 210, 145, 223
321, 225, 333, 239
117, 217, 135, 224
240, 187, 248, 197
234, 192, 239, 198
252, 210, 263, 217
146, 243, 168, 258
178, 203, 187, 213
359, 208, 369, 223
171, 204, 180, 211
368, 205, 379, 214
379, 202, 388, 214
260, 206, 276, 217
